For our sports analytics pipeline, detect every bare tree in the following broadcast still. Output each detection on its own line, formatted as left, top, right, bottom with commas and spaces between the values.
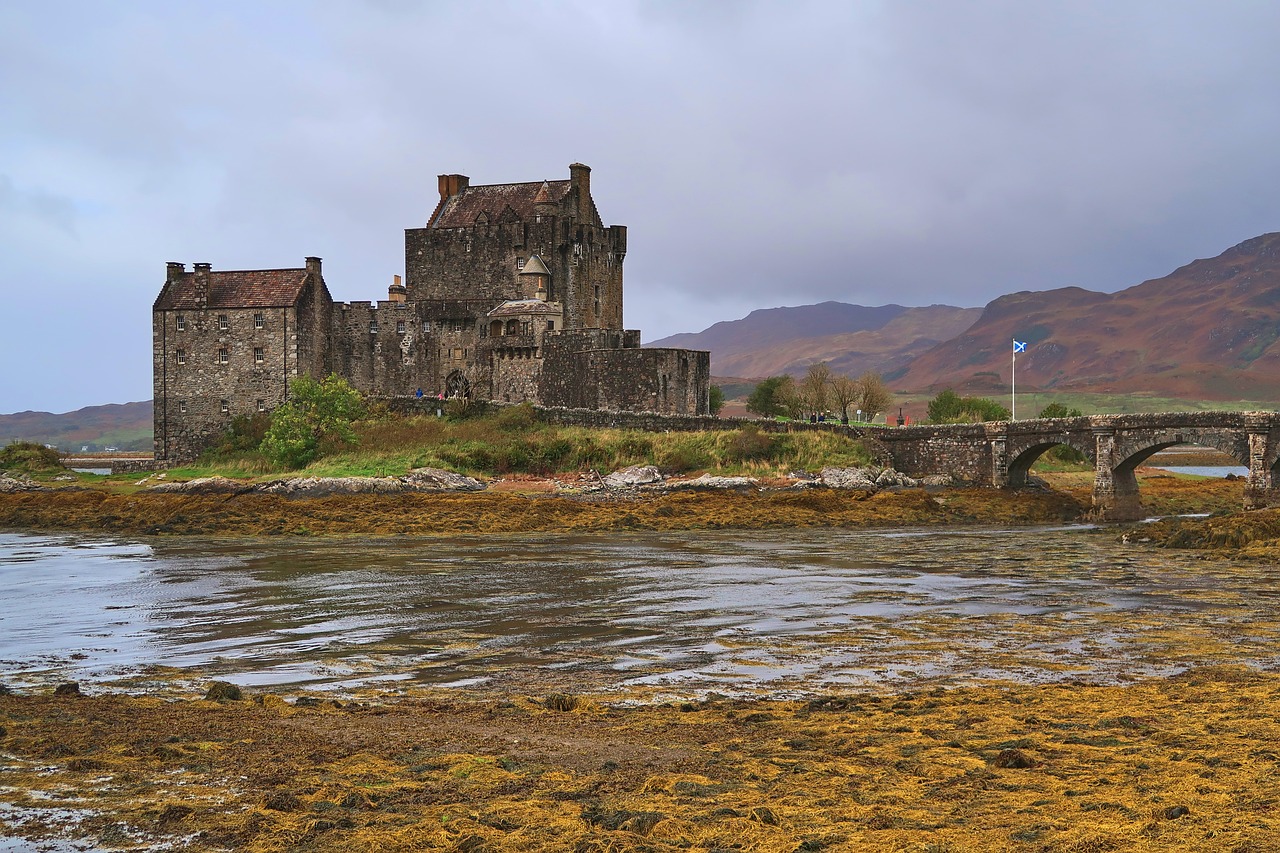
830, 374, 859, 423
799, 362, 833, 419
856, 372, 892, 422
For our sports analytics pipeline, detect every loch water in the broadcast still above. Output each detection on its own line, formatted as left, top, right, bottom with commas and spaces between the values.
2, 527, 1278, 698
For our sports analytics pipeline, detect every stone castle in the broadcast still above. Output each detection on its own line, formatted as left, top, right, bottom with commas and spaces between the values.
152, 164, 711, 461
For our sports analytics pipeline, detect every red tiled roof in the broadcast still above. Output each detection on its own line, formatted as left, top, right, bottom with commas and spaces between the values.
154, 269, 311, 310
431, 180, 571, 228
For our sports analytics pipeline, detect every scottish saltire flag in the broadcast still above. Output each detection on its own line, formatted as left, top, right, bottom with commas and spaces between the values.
1013, 340, 1027, 354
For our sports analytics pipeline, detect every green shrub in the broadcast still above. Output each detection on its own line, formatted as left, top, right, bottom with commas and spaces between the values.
725, 426, 775, 463
260, 375, 366, 469
659, 444, 711, 473
212, 412, 271, 455
927, 389, 1011, 424
0, 441, 62, 473
495, 403, 539, 433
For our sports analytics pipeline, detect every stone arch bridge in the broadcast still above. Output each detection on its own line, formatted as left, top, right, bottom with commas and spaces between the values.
868, 412, 1280, 521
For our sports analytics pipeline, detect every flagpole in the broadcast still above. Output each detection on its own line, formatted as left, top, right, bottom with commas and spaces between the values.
1011, 340, 1016, 421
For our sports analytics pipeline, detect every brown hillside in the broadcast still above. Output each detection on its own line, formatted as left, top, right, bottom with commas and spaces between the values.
892, 233, 1280, 400
715, 305, 982, 378
650, 303, 980, 379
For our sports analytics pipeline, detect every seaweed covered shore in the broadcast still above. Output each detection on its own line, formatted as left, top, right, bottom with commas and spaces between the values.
3, 668, 1279, 851
0, 486, 1087, 537
0, 468, 1248, 538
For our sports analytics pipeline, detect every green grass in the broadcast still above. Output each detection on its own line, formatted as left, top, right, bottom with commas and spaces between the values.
180, 411, 879, 481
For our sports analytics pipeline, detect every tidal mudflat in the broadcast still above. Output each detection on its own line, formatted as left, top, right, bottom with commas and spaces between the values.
3, 523, 1280, 850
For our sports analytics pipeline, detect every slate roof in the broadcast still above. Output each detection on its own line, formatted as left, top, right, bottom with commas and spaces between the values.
518, 254, 551, 276
487, 299, 562, 317
154, 268, 311, 310
430, 180, 571, 228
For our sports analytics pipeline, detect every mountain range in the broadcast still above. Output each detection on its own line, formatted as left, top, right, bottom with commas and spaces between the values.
0, 401, 152, 451
655, 232, 1280, 403
648, 303, 982, 380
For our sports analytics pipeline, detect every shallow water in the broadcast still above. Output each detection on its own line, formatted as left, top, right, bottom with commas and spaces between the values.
2, 527, 1278, 698
1153, 464, 1248, 477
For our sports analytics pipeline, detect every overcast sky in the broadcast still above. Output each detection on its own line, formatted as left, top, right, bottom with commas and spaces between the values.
4, 1, 1280, 413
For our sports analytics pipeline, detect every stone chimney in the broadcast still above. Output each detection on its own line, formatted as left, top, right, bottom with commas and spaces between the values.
305, 256, 322, 278
192, 262, 211, 308
569, 163, 591, 219
388, 273, 407, 303
165, 261, 185, 287
438, 174, 470, 200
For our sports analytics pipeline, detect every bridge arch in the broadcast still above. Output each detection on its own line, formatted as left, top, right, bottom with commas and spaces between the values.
1003, 418, 1096, 488
1099, 426, 1253, 521
1006, 438, 1096, 488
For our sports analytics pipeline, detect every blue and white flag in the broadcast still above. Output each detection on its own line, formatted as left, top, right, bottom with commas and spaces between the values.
1013, 340, 1027, 354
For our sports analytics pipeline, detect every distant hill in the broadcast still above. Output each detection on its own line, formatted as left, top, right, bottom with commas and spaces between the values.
893, 232, 1280, 400
648, 302, 980, 379
0, 401, 152, 451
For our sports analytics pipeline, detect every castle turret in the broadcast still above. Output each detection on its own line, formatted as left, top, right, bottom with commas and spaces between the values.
569, 163, 591, 221
520, 253, 551, 301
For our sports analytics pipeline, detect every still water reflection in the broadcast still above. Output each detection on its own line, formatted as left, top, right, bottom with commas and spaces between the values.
2, 527, 1278, 697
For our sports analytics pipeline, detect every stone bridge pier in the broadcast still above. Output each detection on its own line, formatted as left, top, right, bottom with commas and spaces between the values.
872, 412, 1280, 522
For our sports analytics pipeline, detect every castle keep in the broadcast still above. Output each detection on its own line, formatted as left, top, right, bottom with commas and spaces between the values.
152, 164, 711, 461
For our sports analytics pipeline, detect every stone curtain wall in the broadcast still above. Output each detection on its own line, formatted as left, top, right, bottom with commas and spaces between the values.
387, 396, 868, 438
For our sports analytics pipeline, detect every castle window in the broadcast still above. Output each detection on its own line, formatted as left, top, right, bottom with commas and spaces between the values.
176, 315, 186, 331
369, 320, 378, 334
396, 320, 406, 335
254, 313, 264, 329
257, 399, 266, 412
178, 400, 187, 414
547, 320, 555, 331
254, 346, 264, 363
175, 348, 186, 365
218, 314, 228, 331
220, 399, 230, 414
217, 348, 228, 364
516, 257, 525, 270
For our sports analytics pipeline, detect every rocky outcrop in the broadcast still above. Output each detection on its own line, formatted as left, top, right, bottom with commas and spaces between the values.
148, 476, 248, 495
149, 468, 484, 497
817, 466, 919, 490
0, 475, 44, 493
602, 465, 663, 488
663, 474, 759, 492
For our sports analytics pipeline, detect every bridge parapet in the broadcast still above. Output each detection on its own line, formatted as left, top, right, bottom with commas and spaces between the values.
872, 411, 1280, 521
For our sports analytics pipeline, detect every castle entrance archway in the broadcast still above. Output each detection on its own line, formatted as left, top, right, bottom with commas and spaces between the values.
445, 371, 471, 399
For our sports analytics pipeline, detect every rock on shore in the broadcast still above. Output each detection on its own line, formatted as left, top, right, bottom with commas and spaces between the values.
0, 475, 45, 493
149, 468, 484, 497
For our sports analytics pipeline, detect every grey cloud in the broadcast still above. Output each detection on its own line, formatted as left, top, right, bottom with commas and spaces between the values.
3, 0, 1279, 411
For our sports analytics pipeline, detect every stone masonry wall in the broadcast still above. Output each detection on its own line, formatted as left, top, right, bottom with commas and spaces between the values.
865, 424, 996, 482
154, 305, 296, 461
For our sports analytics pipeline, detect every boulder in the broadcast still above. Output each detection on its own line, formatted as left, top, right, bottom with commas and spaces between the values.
256, 476, 406, 497
0, 475, 44, 493
149, 476, 248, 495
666, 474, 758, 491
602, 465, 663, 488
818, 467, 879, 490
401, 468, 484, 492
